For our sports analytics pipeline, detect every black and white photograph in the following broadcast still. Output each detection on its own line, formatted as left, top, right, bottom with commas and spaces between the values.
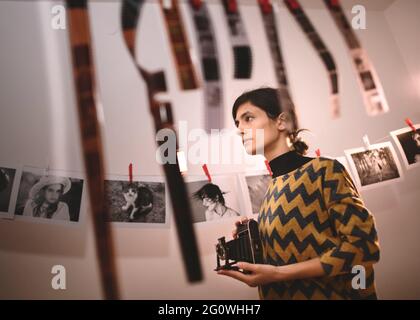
359, 71, 376, 91
0, 165, 20, 219
187, 175, 244, 223
345, 142, 403, 190
104, 176, 166, 225
391, 124, 420, 170
245, 173, 272, 215
14, 168, 84, 223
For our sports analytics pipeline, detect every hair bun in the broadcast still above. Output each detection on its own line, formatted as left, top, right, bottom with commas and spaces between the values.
292, 140, 309, 155
289, 129, 309, 155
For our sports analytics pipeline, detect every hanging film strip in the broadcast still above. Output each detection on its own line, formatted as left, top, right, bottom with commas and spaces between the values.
121, 0, 202, 283
65, 1, 119, 299
257, 0, 298, 130
221, 0, 253, 79
188, 0, 224, 132
284, 0, 340, 118
159, 0, 199, 90
324, 0, 389, 116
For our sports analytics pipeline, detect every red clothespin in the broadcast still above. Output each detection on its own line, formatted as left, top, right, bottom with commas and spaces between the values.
315, 149, 321, 157
259, 0, 272, 14
129, 163, 133, 183
405, 118, 417, 133
227, 0, 238, 13
264, 159, 273, 176
202, 164, 212, 182
191, 0, 202, 10
285, 0, 300, 10
330, 0, 340, 7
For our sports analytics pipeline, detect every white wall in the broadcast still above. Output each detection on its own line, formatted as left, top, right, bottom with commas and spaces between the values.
385, 0, 420, 99
0, 0, 419, 299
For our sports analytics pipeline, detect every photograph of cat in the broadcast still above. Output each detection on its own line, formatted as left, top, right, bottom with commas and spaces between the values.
105, 178, 166, 224
122, 183, 153, 221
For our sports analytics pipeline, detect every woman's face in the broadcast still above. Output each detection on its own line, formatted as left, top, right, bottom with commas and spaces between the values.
43, 184, 63, 205
234, 102, 281, 155
202, 196, 218, 211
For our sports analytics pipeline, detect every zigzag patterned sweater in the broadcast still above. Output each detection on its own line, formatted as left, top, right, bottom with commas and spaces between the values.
258, 152, 380, 299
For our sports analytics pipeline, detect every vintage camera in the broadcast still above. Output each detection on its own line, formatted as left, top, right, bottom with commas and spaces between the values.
215, 219, 263, 273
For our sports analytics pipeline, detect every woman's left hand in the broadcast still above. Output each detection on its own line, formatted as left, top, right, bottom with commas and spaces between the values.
217, 262, 283, 287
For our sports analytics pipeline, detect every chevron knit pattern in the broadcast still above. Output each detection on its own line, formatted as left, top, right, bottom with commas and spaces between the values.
258, 157, 380, 300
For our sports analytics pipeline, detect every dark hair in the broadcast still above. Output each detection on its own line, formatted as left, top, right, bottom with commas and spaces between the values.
193, 183, 226, 206
232, 87, 308, 155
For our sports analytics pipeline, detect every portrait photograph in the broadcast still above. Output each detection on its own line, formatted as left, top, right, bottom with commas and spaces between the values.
390, 124, 420, 170
14, 167, 84, 223
186, 174, 244, 224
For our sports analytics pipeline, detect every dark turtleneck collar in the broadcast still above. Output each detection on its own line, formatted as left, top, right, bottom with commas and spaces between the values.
268, 150, 314, 178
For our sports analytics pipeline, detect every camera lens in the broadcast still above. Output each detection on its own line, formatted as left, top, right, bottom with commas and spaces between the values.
216, 244, 226, 260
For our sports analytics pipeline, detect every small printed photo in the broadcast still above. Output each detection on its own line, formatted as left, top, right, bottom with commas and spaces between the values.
104, 177, 166, 224
0, 166, 19, 219
194, 14, 209, 31
204, 83, 221, 106
360, 71, 376, 91
187, 175, 244, 223
228, 16, 245, 36
245, 173, 272, 215
14, 168, 84, 223
200, 35, 216, 56
390, 124, 420, 170
345, 142, 403, 190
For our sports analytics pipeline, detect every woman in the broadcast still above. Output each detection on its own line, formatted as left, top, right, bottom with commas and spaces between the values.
193, 183, 240, 221
217, 87, 380, 300
23, 175, 71, 221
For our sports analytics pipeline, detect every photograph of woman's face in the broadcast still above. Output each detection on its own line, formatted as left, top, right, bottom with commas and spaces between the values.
202, 195, 218, 211
234, 102, 279, 156
42, 184, 64, 205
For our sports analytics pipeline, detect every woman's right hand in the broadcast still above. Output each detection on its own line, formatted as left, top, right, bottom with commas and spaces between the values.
231, 216, 249, 239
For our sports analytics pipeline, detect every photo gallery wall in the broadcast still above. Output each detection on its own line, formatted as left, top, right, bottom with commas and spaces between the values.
0, 124, 419, 225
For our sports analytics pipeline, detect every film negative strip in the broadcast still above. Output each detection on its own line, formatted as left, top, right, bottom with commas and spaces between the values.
324, 0, 389, 116
257, 0, 297, 128
121, 0, 202, 283
188, 0, 224, 131
159, 0, 199, 90
221, 0, 253, 79
65, 1, 119, 299
284, 0, 340, 118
